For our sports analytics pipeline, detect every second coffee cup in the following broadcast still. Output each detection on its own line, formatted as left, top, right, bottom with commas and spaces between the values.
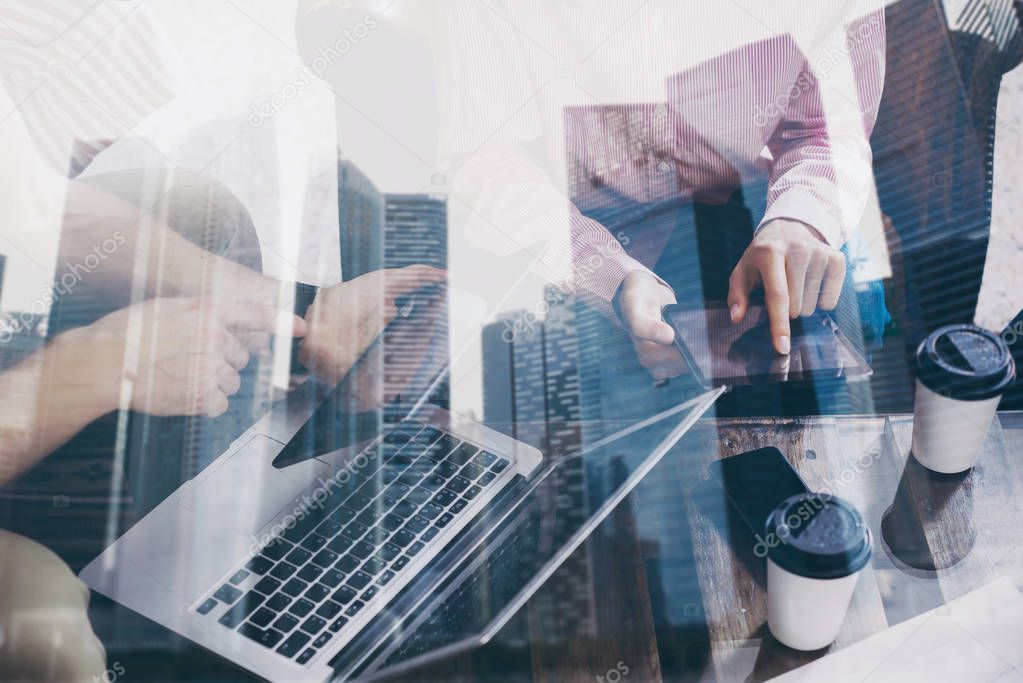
912, 325, 1015, 473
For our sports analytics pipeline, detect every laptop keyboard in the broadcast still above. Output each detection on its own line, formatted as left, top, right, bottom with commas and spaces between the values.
196, 421, 512, 666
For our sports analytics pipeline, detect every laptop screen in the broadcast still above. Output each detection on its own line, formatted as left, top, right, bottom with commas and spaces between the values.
330, 388, 723, 680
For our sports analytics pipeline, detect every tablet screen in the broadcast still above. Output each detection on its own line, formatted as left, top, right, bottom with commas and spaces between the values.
664, 303, 872, 386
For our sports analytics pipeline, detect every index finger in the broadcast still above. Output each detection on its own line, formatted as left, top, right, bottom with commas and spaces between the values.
222, 301, 306, 336
759, 249, 792, 354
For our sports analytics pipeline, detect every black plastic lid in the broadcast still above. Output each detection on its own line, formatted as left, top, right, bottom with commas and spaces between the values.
915, 325, 1015, 401
765, 493, 872, 580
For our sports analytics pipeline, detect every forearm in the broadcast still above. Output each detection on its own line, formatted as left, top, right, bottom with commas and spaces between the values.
61, 179, 281, 304
0, 328, 118, 485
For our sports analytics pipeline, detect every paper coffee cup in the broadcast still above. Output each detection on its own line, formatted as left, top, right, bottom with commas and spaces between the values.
765, 493, 872, 651
912, 325, 1015, 473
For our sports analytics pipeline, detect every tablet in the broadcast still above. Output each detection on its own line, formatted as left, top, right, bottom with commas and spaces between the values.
662, 302, 872, 388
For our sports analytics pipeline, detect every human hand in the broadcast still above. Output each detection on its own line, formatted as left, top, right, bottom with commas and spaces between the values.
0, 530, 106, 683
300, 265, 447, 385
727, 219, 845, 355
615, 270, 687, 380
88, 297, 305, 417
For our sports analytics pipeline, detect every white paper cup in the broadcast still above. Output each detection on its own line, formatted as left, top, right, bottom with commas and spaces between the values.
767, 559, 860, 651
911, 380, 1000, 473
912, 325, 1015, 474
764, 493, 872, 651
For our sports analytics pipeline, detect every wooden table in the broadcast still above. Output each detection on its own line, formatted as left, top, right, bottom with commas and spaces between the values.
382, 412, 1023, 683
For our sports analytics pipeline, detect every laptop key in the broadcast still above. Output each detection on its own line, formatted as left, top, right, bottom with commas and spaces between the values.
276, 632, 310, 658
464, 485, 482, 501
229, 569, 250, 585
431, 490, 456, 507
316, 600, 342, 619
249, 607, 275, 628
435, 461, 460, 478
288, 598, 315, 617
319, 569, 344, 588
253, 576, 281, 595
196, 598, 218, 615
460, 462, 485, 481
378, 543, 401, 562
406, 541, 425, 557
435, 512, 454, 529
473, 450, 498, 468
272, 613, 299, 633
300, 615, 326, 635
393, 499, 418, 519
391, 529, 416, 548
311, 549, 338, 568
329, 616, 348, 632
297, 565, 322, 583
450, 444, 478, 466
491, 458, 510, 473
315, 520, 342, 538
406, 486, 432, 506
346, 571, 371, 590
296, 648, 316, 665
479, 471, 497, 486
451, 499, 468, 514
239, 623, 283, 649
300, 534, 327, 552
360, 586, 379, 602
218, 591, 264, 628
313, 631, 334, 649
261, 539, 292, 561
350, 541, 375, 560
284, 548, 312, 566
305, 584, 330, 603
446, 476, 471, 494
404, 516, 429, 534
332, 586, 357, 605
266, 593, 291, 612
412, 426, 441, 446
422, 527, 440, 542
270, 562, 297, 581
327, 536, 353, 554
362, 557, 386, 576
281, 579, 308, 598
344, 601, 365, 618
392, 556, 410, 572
335, 555, 360, 573
376, 570, 396, 586
381, 514, 404, 532
396, 470, 425, 487
213, 584, 243, 605
421, 474, 447, 492
419, 503, 444, 520
245, 555, 273, 575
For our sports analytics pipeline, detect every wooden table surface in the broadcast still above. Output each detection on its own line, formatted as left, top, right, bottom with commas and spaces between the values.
382, 412, 1023, 683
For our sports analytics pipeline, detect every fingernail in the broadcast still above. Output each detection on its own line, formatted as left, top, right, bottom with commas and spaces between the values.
730, 304, 741, 321
778, 335, 791, 355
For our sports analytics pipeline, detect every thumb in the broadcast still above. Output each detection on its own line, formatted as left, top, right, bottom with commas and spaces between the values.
727, 265, 752, 323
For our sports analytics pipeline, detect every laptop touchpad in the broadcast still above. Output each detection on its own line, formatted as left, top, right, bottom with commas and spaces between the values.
178, 433, 332, 534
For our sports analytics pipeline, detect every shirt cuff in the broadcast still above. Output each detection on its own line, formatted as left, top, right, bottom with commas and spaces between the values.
759, 190, 847, 247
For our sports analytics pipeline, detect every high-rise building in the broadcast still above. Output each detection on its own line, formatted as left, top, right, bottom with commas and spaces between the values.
481, 290, 596, 638
381, 194, 450, 419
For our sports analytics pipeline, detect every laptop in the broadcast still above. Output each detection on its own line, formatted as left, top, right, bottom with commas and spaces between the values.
79, 281, 722, 681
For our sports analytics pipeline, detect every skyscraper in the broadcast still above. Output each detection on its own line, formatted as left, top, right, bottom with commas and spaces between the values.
381, 194, 450, 419
481, 290, 596, 637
